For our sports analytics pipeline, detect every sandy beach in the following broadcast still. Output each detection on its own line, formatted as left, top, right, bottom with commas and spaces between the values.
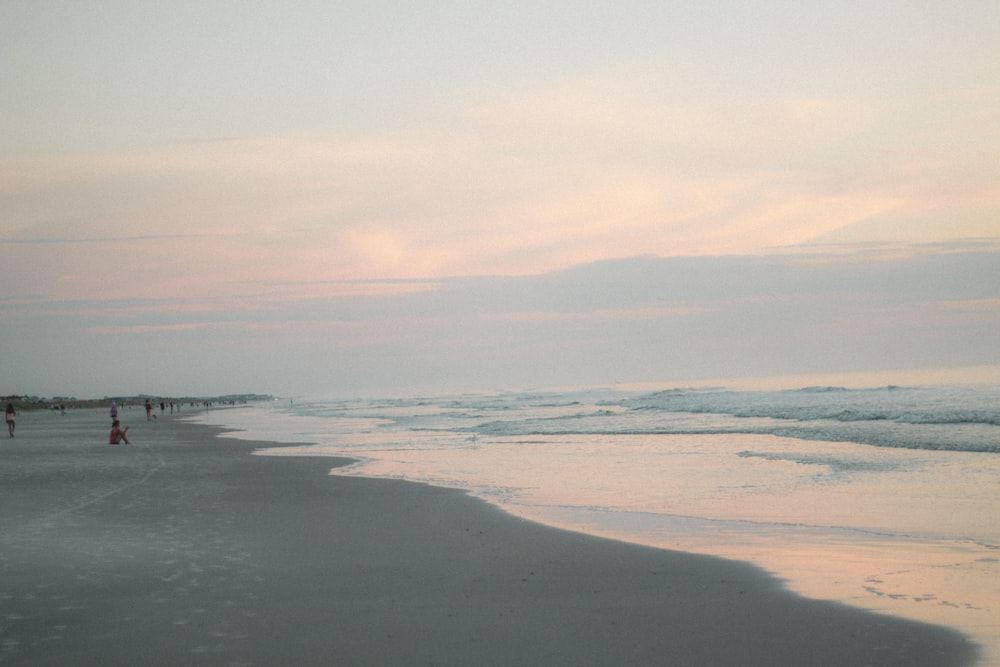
0, 407, 980, 666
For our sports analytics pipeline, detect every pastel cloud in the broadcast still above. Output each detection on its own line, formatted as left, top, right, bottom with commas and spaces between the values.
2, 68, 997, 307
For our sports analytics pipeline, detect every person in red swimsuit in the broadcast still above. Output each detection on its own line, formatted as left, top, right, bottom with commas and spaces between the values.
5, 403, 15, 438
109, 420, 130, 445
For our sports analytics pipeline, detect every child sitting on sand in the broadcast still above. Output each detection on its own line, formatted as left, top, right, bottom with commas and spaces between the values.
109, 420, 130, 445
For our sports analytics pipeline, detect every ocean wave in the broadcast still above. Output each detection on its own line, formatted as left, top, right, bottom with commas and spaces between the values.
469, 423, 1000, 453
464, 385, 1000, 453
619, 385, 1000, 428
294, 385, 1000, 454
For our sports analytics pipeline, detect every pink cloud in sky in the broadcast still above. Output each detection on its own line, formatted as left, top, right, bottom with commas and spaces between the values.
86, 322, 217, 335
2, 71, 997, 306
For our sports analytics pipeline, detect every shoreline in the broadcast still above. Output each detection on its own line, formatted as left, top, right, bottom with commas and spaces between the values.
0, 408, 980, 665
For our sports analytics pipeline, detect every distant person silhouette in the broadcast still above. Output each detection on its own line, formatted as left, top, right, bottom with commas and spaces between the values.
5, 403, 15, 437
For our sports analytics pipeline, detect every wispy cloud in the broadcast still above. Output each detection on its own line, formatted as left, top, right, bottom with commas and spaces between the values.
4, 64, 996, 305
0, 234, 205, 245
86, 322, 219, 335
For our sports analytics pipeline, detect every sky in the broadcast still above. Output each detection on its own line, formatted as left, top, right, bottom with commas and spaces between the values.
2, 1, 998, 399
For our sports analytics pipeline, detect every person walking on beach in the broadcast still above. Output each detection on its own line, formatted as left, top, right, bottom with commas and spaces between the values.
145, 399, 153, 421
110, 403, 118, 420
5, 403, 15, 437
109, 420, 130, 445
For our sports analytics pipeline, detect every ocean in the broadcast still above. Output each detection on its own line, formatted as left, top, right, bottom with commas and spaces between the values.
194, 382, 1000, 662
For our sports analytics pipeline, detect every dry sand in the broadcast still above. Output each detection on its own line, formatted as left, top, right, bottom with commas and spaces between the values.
0, 407, 980, 666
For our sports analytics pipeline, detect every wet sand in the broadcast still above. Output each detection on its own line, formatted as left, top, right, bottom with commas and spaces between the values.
0, 408, 980, 665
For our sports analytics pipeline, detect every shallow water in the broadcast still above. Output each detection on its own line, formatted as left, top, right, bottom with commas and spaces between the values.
194, 385, 1000, 663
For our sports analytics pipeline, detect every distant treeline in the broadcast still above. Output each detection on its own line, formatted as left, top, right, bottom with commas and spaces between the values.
2, 394, 274, 411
